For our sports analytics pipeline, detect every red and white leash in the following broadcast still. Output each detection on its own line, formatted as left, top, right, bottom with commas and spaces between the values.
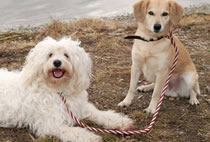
59, 31, 179, 135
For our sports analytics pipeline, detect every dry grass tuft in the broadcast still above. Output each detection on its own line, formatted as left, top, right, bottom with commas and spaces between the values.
179, 14, 210, 26
39, 20, 71, 40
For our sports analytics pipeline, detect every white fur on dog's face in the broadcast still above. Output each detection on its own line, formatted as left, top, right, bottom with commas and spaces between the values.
21, 37, 92, 93
43, 47, 73, 85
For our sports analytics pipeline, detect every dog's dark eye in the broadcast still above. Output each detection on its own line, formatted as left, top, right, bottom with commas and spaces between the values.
148, 11, 154, 16
64, 53, 69, 58
49, 53, 53, 58
162, 12, 168, 16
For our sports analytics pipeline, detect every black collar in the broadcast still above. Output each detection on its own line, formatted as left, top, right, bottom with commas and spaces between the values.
125, 35, 166, 42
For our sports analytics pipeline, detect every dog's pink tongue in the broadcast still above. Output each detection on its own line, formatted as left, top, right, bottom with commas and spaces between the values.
53, 70, 63, 78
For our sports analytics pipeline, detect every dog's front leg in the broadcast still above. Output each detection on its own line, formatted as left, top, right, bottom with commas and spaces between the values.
118, 64, 141, 107
144, 70, 169, 114
86, 103, 134, 130
55, 125, 103, 142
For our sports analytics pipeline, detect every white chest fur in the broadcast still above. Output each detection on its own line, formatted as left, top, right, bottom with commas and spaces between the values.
132, 39, 171, 82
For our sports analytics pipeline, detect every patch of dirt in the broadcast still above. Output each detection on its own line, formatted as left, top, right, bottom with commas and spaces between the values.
0, 14, 209, 142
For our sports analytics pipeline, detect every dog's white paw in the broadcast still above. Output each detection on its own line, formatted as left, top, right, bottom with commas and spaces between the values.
137, 84, 154, 92
118, 100, 131, 107
189, 98, 199, 105
118, 94, 135, 107
115, 117, 135, 130
137, 85, 150, 92
143, 107, 156, 114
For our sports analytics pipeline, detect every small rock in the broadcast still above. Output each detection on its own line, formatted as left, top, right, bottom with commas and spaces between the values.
203, 94, 208, 97
119, 78, 124, 82
206, 86, 210, 94
205, 99, 210, 104
198, 98, 203, 103
137, 95, 143, 99
143, 82, 147, 85
199, 72, 205, 75
206, 65, 210, 71
178, 131, 184, 135
169, 97, 175, 101
125, 136, 131, 139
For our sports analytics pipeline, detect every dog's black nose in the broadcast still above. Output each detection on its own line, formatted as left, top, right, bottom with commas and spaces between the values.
154, 24, 161, 32
53, 60, 62, 67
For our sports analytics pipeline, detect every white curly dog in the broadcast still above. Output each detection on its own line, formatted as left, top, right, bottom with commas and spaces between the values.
0, 37, 133, 142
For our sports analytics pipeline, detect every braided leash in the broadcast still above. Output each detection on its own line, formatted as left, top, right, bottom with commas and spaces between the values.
58, 31, 179, 135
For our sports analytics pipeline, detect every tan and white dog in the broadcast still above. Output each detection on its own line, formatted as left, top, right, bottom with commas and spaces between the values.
118, 0, 200, 114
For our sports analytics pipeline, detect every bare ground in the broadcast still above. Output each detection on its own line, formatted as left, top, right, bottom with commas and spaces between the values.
0, 13, 209, 142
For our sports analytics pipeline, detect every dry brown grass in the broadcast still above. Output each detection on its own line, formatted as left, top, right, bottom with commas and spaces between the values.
180, 14, 210, 26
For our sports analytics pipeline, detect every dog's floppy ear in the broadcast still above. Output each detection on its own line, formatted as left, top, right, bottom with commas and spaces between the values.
169, 0, 184, 25
20, 38, 53, 86
133, 0, 149, 22
20, 48, 41, 86
20, 37, 56, 86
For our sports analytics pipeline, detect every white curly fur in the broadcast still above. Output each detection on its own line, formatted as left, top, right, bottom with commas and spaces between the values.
0, 37, 133, 142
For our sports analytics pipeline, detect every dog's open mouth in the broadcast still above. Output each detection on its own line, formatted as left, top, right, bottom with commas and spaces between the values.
52, 69, 65, 79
